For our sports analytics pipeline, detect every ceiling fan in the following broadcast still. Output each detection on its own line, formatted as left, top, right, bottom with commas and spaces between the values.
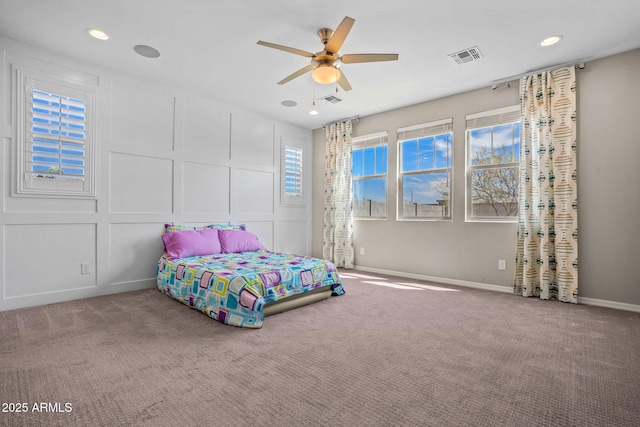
257, 16, 398, 91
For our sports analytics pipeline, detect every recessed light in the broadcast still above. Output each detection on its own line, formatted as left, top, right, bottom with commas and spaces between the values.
134, 45, 161, 58
309, 110, 319, 115
281, 100, 297, 107
540, 35, 562, 47
87, 28, 109, 41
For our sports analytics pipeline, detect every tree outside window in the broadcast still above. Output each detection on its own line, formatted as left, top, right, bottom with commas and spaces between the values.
467, 117, 520, 220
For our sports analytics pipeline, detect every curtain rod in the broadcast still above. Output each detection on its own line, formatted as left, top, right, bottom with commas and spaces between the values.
322, 61, 586, 128
492, 60, 586, 86
322, 116, 360, 129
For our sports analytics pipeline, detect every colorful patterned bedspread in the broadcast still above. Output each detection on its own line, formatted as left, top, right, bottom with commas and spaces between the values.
156, 250, 345, 328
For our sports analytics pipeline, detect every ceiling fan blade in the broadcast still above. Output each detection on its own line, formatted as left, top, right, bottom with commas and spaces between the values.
257, 41, 315, 58
337, 70, 352, 92
277, 64, 316, 85
340, 53, 399, 64
325, 16, 355, 54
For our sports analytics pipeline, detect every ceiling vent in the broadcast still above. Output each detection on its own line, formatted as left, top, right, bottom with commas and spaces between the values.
448, 46, 484, 65
318, 94, 342, 104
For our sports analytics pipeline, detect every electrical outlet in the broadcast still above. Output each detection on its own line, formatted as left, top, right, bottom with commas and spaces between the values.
498, 260, 506, 271
360, 247, 365, 256
81, 263, 91, 275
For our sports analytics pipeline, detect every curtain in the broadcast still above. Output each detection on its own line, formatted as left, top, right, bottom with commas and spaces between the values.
514, 66, 578, 303
323, 120, 354, 268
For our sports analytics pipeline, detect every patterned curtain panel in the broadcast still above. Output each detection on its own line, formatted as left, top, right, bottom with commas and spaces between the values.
323, 120, 354, 268
514, 66, 578, 303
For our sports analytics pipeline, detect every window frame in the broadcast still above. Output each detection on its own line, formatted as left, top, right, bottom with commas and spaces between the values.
465, 105, 521, 222
280, 138, 305, 206
13, 65, 97, 199
397, 118, 453, 221
351, 131, 389, 220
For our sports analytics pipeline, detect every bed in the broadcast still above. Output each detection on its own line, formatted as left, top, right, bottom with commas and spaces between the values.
156, 224, 345, 328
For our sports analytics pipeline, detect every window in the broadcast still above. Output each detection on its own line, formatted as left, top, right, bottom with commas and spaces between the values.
284, 146, 303, 196
280, 139, 304, 205
14, 66, 96, 198
397, 119, 453, 220
466, 106, 520, 221
30, 89, 86, 179
352, 132, 388, 218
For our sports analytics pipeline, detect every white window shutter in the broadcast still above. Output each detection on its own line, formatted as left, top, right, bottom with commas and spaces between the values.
284, 146, 303, 197
13, 65, 96, 199
29, 89, 86, 179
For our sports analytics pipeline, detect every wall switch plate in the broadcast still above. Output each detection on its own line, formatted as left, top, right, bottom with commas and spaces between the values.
81, 263, 91, 275
360, 247, 365, 256
498, 260, 507, 271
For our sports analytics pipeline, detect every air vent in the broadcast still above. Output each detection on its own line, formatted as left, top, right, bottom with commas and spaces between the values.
448, 46, 484, 65
318, 94, 342, 104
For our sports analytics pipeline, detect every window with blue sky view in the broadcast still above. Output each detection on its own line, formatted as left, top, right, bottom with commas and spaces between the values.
352, 144, 387, 217
283, 146, 303, 197
30, 89, 86, 179
351, 132, 389, 218
399, 131, 452, 219
467, 120, 520, 219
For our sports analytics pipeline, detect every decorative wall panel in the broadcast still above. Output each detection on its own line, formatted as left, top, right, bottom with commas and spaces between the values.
182, 162, 230, 214
109, 223, 166, 284
111, 81, 175, 151
4, 224, 96, 298
236, 169, 273, 215
183, 98, 231, 159
110, 153, 173, 213
231, 111, 274, 166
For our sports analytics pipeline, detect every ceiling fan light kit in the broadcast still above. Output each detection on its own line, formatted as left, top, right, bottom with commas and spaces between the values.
312, 64, 341, 84
257, 16, 398, 91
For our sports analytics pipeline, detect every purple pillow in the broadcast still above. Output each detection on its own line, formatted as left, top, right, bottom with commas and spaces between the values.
161, 228, 221, 258
218, 229, 266, 253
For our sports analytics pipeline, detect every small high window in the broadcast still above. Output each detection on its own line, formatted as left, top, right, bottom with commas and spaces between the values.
280, 139, 305, 205
284, 146, 303, 197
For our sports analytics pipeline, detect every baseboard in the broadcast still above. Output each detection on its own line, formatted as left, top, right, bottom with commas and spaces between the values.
353, 265, 512, 294
577, 297, 640, 313
0, 279, 157, 312
352, 265, 640, 314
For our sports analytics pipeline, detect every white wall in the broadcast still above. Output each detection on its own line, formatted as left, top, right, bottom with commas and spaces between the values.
0, 35, 313, 311
313, 48, 640, 308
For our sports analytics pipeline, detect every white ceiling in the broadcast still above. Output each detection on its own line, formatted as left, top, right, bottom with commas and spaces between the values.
1, 0, 639, 130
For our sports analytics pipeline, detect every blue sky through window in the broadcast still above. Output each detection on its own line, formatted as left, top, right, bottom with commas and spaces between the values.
401, 133, 451, 173
354, 177, 386, 203
31, 89, 86, 177
467, 117, 521, 219
469, 122, 520, 165
400, 132, 452, 209
352, 145, 388, 203
402, 172, 449, 204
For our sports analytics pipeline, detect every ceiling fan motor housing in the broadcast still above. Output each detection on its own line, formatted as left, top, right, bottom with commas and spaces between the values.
317, 28, 334, 47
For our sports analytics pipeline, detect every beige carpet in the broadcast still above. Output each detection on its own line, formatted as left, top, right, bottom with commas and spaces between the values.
1, 270, 639, 426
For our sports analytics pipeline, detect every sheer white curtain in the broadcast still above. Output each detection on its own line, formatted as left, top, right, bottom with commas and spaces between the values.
323, 120, 354, 268
514, 66, 578, 303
